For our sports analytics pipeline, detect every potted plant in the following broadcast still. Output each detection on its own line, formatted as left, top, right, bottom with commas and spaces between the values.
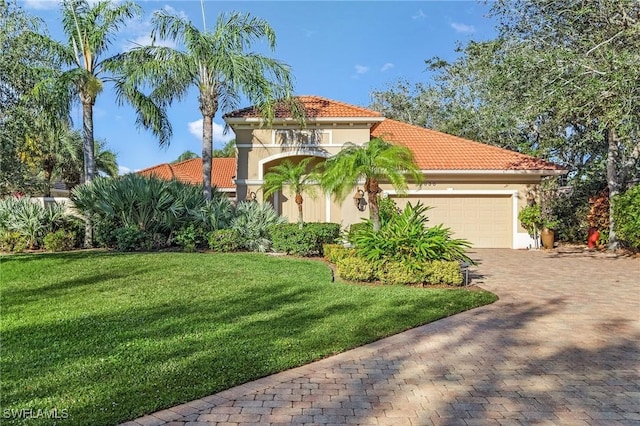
518, 204, 543, 249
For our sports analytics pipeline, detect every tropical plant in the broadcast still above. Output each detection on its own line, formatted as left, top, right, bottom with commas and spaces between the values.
117, 9, 302, 200
352, 202, 472, 265
0, 196, 67, 249
71, 174, 221, 247
230, 201, 285, 252
262, 158, 320, 228
321, 137, 422, 231
173, 150, 200, 163
189, 196, 234, 232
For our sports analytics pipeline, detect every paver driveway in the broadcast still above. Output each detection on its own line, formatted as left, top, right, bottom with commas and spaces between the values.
124, 248, 639, 426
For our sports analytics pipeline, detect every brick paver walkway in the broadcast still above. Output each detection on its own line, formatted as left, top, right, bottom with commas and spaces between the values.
123, 248, 639, 426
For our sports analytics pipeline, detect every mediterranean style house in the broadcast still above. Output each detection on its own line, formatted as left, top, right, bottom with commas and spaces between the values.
140, 96, 565, 249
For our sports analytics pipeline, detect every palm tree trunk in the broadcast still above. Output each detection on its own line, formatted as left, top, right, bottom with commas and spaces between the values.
202, 113, 214, 201
365, 178, 382, 231
295, 192, 303, 229
82, 101, 96, 183
82, 100, 96, 248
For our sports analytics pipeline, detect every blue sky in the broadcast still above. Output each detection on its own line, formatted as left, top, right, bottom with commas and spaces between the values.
22, 0, 497, 174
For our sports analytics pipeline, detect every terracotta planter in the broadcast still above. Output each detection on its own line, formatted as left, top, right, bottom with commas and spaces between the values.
540, 227, 555, 249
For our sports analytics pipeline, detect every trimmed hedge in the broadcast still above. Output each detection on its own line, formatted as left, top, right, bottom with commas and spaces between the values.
43, 230, 75, 252
270, 222, 340, 256
333, 251, 464, 286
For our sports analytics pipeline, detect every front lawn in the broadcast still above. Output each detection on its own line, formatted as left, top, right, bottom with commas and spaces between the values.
0, 252, 496, 425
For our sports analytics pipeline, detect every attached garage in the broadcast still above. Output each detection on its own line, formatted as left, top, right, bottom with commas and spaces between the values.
391, 192, 516, 249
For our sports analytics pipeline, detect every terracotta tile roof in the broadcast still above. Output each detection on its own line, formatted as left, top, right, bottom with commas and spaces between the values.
137, 158, 236, 189
371, 119, 563, 171
224, 95, 382, 119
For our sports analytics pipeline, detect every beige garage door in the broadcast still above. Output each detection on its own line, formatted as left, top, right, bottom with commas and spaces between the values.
392, 195, 513, 248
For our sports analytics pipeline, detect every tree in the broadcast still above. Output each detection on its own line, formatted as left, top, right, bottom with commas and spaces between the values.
172, 150, 200, 163
321, 138, 422, 231
213, 139, 236, 158
119, 10, 300, 200
372, 0, 640, 250
62, 139, 119, 189
262, 157, 319, 228
0, 0, 56, 195
487, 0, 640, 250
29, 0, 146, 185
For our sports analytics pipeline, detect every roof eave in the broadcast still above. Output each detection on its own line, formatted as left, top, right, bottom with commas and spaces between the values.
421, 169, 568, 176
224, 116, 385, 125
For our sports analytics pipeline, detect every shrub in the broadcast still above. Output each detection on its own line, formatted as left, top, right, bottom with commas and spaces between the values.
231, 201, 285, 252
71, 174, 228, 248
336, 255, 378, 282
353, 202, 472, 264
113, 226, 147, 252
44, 230, 75, 252
208, 229, 241, 252
270, 222, 341, 256
424, 261, 464, 286
323, 244, 356, 264
0, 231, 28, 253
612, 185, 640, 250
346, 222, 371, 244
174, 224, 206, 252
0, 197, 66, 249
378, 261, 425, 286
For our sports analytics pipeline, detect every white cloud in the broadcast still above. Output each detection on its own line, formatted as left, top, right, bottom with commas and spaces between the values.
412, 9, 426, 20
118, 165, 133, 175
23, 0, 58, 10
163, 5, 188, 20
451, 22, 476, 34
354, 65, 369, 75
380, 63, 395, 72
187, 119, 235, 146
123, 34, 176, 50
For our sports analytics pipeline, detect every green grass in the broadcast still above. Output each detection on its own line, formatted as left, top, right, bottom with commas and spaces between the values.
0, 251, 496, 425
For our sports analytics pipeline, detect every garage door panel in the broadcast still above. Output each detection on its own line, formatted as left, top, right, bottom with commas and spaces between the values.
391, 195, 512, 248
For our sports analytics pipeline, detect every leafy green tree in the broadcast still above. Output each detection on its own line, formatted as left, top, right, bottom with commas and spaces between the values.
119, 10, 300, 200
0, 0, 56, 195
172, 150, 200, 163
372, 0, 640, 250
321, 137, 422, 231
262, 157, 319, 228
487, 0, 640, 250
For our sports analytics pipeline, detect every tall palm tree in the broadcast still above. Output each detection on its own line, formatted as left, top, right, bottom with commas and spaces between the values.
118, 10, 300, 200
321, 137, 423, 231
262, 158, 319, 228
30, 0, 149, 184
62, 139, 119, 189
30, 1, 171, 246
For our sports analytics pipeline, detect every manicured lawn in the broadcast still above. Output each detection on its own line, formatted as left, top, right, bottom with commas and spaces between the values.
0, 251, 496, 425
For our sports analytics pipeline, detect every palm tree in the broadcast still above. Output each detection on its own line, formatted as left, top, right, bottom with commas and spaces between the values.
173, 150, 200, 163
321, 137, 423, 231
30, 0, 150, 184
28, 1, 167, 246
119, 10, 300, 200
62, 139, 119, 189
262, 158, 319, 228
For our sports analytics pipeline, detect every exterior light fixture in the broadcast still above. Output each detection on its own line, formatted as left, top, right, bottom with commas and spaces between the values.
246, 191, 257, 202
353, 188, 366, 211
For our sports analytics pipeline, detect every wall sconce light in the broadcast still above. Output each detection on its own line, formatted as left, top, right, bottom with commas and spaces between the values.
353, 188, 366, 211
246, 191, 257, 202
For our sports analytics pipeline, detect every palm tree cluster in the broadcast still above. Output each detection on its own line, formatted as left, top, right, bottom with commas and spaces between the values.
262, 138, 422, 230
